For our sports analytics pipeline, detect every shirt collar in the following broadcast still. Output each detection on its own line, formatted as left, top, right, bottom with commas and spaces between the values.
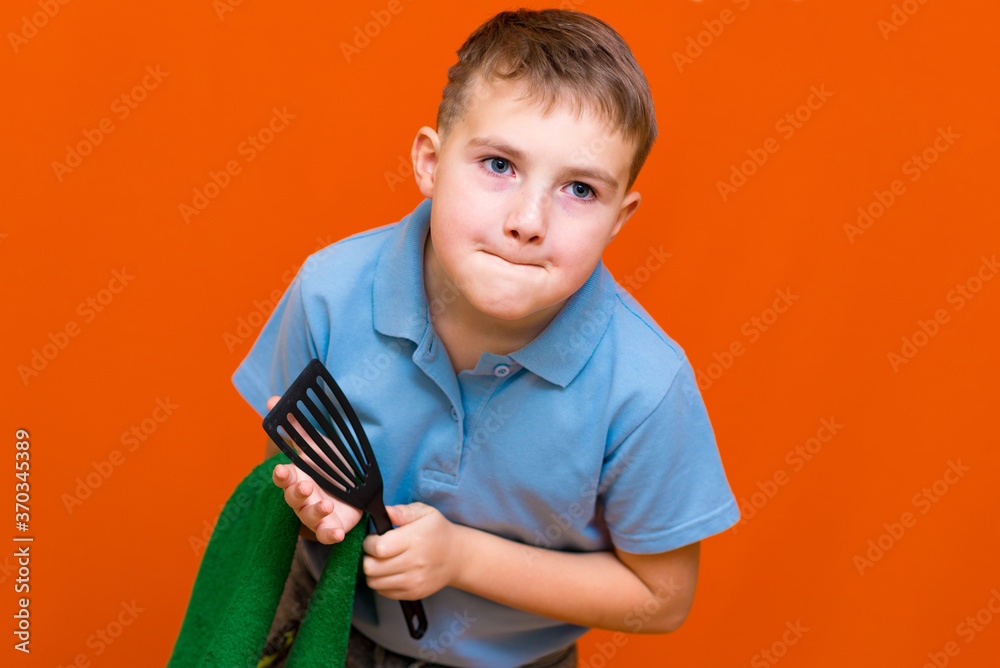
372, 198, 434, 344
373, 197, 616, 388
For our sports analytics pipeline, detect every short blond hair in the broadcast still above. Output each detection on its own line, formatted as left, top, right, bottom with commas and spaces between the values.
436, 8, 657, 193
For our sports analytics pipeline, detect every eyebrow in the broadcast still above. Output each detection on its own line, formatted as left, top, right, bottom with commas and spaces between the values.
465, 135, 620, 194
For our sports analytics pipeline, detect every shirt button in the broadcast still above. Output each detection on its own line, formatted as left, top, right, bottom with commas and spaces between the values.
493, 364, 510, 378
450, 406, 460, 421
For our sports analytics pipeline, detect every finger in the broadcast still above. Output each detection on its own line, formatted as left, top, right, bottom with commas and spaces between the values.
364, 571, 411, 600
302, 497, 335, 530
272, 462, 309, 492
283, 475, 320, 513
362, 533, 404, 560
275, 461, 350, 534
272, 463, 307, 496
272, 463, 295, 488
363, 553, 400, 578
374, 586, 412, 601
315, 508, 347, 544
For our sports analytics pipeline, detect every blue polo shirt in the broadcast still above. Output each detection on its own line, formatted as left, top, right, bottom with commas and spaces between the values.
232, 197, 739, 667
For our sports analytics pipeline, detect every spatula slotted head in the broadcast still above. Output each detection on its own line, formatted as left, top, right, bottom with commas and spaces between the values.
262, 359, 384, 512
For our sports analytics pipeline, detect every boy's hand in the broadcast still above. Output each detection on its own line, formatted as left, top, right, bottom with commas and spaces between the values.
266, 395, 364, 544
361, 502, 463, 600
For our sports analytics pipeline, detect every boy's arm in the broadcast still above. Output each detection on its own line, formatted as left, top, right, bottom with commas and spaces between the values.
451, 524, 699, 634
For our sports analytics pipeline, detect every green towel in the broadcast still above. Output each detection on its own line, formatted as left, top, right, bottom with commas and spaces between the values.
168, 451, 368, 668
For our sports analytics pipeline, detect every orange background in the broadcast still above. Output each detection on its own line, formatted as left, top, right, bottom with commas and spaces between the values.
4, 0, 999, 665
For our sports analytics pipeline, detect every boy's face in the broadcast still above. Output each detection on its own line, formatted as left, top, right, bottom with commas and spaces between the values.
413, 78, 641, 327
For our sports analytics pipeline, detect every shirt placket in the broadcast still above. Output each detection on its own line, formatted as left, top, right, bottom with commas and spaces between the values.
458, 355, 518, 474
409, 326, 466, 485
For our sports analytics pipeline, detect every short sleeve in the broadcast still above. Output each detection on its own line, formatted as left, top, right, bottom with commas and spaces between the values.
231, 258, 328, 418
598, 357, 740, 554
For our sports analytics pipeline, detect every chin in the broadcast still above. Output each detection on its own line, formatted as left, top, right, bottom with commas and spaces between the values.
468, 293, 538, 321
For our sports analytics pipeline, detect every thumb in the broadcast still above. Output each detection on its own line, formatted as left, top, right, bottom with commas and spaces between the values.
386, 502, 432, 527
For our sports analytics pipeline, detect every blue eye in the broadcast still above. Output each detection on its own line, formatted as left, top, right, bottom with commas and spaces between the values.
570, 183, 593, 199
487, 157, 510, 174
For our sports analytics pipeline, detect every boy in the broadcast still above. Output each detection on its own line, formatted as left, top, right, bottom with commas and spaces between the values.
233, 8, 740, 667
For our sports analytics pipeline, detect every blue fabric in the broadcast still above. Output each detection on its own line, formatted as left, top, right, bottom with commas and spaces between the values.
232, 197, 740, 668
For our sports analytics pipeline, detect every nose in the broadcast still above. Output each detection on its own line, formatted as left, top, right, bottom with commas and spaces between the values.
503, 190, 548, 244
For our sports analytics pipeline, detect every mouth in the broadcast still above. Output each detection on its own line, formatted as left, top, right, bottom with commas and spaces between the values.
483, 250, 540, 268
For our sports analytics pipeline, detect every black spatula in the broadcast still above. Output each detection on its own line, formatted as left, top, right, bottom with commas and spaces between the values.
262, 358, 428, 640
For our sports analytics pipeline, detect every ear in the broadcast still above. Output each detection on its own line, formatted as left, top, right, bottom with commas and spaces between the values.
412, 126, 442, 199
609, 190, 641, 242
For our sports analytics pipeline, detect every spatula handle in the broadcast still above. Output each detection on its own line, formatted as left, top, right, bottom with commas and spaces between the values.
368, 504, 429, 639
400, 599, 428, 640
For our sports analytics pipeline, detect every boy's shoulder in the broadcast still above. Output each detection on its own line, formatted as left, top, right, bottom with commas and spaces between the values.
296, 222, 399, 291
610, 286, 684, 353
307, 222, 397, 268
599, 275, 691, 392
